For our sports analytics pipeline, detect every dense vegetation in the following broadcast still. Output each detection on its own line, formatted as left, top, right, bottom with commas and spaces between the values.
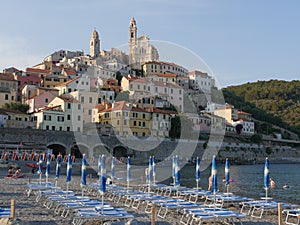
222, 80, 300, 137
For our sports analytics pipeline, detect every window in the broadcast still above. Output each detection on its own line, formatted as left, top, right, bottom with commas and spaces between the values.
77, 127, 81, 132
139, 121, 141, 126
132, 112, 138, 118
117, 120, 120, 125
142, 132, 146, 136
5, 94, 8, 100
45, 98, 48, 103
88, 109, 92, 115
67, 127, 70, 131
59, 127, 62, 131
67, 103, 71, 109
67, 114, 71, 120
124, 120, 127, 125
78, 115, 81, 121
89, 97, 92, 103
46, 125, 49, 130
78, 104, 81, 110
68, 88, 71, 93
142, 114, 146, 119
143, 122, 145, 127
52, 126, 55, 130
81, 96, 84, 103
133, 121, 137, 126
57, 116, 64, 122
44, 115, 51, 121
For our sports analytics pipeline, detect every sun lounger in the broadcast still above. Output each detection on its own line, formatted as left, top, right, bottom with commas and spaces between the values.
72, 206, 134, 225
180, 207, 245, 225
0, 208, 10, 218
283, 208, 300, 225
241, 200, 292, 219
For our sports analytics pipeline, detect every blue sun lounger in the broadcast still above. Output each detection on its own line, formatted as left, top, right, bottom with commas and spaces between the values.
180, 207, 245, 225
283, 208, 300, 225
72, 206, 134, 225
0, 208, 10, 218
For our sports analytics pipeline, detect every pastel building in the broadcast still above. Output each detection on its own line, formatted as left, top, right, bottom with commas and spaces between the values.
0, 73, 18, 105
142, 61, 188, 77
188, 70, 214, 94
26, 91, 57, 113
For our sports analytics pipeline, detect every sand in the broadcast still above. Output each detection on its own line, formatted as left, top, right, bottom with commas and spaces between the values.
0, 164, 294, 225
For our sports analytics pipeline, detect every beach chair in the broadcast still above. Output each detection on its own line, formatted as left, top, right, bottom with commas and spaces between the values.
0, 208, 10, 218
71, 206, 134, 225
283, 208, 300, 225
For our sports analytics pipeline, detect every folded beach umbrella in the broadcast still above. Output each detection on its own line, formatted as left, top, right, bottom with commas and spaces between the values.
99, 154, 106, 214
98, 155, 101, 176
225, 158, 230, 193
211, 155, 218, 194
174, 155, 180, 187
153, 156, 156, 184
172, 155, 176, 185
99, 154, 106, 194
264, 157, 270, 199
45, 153, 51, 185
38, 154, 43, 184
111, 156, 115, 185
55, 154, 62, 188
66, 154, 72, 197
81, 154, 87, 196
195, 156, 201, 189
148, 156, 153, 192
127, 156, 131, 190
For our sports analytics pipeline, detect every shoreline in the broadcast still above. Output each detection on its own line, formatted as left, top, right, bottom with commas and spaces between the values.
1, 167, 299, 225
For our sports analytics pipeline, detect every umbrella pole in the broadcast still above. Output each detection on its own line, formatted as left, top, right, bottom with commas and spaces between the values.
196, 179, 199, 190
82, 187, 84, 197
226, 184, 229, 194
55, 179, 58, 190
265, 188, 268, 202
101, 193, 104, 215
46, 176, 48, 187
66, 183, 69, 198
39, 173, 42, 184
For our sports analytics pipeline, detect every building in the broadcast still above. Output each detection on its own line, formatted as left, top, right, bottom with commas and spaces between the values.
142, 61, 188, 77
188, 70, 214, 94
128, 18, 159, 69
55, 76, 90, 95
97, 101, 151, 137
148, 108, 176, 137
43, 49, 84, 63
26, 91, 57, 113
90, 29, 100, 58
212, 104, 238, 124
0, 73, 18, 106
0, 109, 9, 127
186, 113, 212, 133
0, 108, 35, 129
47, 96, 83, 132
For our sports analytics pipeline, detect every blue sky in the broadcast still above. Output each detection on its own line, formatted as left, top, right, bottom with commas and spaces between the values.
0, 0, 299, 87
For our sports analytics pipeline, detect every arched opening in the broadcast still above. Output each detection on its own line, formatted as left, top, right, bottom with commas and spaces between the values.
113, 146, 127, 159
71, 143, 90, 158
47, 144, 66, 156
93, 144, 111, 158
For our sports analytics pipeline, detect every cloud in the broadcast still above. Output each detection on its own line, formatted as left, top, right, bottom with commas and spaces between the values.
0, 36, 42, 71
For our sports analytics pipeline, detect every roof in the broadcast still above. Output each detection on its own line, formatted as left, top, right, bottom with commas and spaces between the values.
0, 108, 27, 115
238, 111, 252, 116
188, 70, 209, 77
55, 76, 80, 87
0, 73, 16, 81
156, 73, 176, 78
143, 61, 184, 69
26, 67, 51, 74
147, 108, 177, 115
58, 96, 80, 103
99, 101, 149, 113
34, 105, 63, 113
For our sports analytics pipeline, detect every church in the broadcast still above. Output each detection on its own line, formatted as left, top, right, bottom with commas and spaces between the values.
89, 18, 159, 69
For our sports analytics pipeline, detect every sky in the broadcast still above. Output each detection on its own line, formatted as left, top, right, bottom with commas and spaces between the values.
0, 0, 299, 87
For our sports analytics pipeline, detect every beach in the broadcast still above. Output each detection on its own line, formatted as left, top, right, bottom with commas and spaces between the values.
0, 159, 299, 225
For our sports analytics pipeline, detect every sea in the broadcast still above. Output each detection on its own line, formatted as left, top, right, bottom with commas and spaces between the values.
170, 163, 300, 205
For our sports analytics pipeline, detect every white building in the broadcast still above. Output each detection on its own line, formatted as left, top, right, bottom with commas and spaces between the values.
46, 96, 83, 132
55, 76, 90, 95
188, 70, 214, 94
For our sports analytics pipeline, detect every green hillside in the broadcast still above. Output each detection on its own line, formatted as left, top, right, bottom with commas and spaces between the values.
222, 80, 300, 137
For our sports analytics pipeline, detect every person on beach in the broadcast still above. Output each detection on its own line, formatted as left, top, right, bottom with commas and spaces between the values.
270, 178, 276, 188
208, 175, 212, 191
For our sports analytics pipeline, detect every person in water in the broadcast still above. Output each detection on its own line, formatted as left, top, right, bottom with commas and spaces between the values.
270, 178, 276, 188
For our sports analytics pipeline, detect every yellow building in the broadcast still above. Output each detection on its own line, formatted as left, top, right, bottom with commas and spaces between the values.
0, 73, 18, 106
41, 73, 69, 88
98, 101, 151, 137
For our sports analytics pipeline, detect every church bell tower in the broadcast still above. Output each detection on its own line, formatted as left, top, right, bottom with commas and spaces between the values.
90, 29, 100, 58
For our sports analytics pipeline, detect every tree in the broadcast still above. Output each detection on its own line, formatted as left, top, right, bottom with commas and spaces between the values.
2, 102, 29, 113
115, 91, 130, 102
116, 71, 122, 86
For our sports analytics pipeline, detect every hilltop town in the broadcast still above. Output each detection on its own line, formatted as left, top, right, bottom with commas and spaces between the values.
0, 18, 281, 154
